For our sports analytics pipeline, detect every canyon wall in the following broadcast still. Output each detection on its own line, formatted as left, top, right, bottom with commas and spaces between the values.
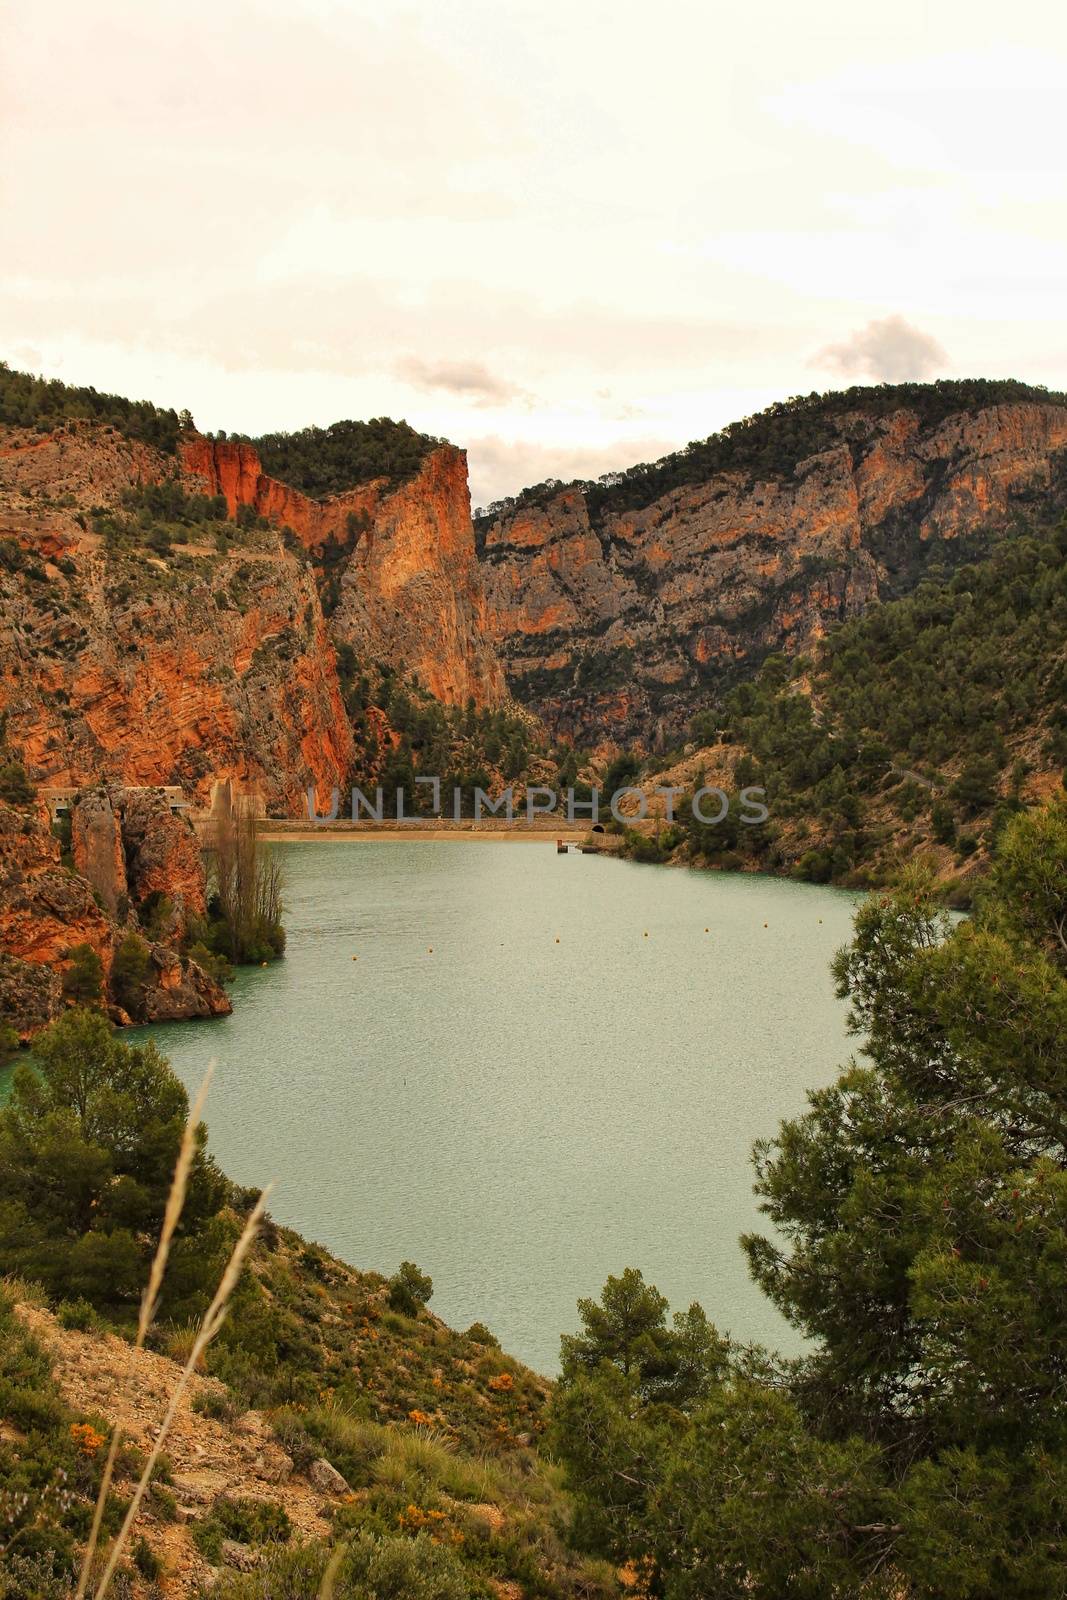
479, 403, 1067, 746
0, 422, 503, 815
0, 792, 230, 1037
181, 436, 504, 710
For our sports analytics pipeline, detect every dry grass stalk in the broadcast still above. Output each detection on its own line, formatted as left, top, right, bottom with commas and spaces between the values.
74, 1063, 215, 1600
93, 1182, 274, 1600
317, 1541, 347, 1599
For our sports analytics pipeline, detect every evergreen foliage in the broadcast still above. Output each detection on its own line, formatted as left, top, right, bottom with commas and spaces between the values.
476, 379, 1067, 528
0, 361, 180, 452
553, 802, 1067, 1598
247, 418, 440, 500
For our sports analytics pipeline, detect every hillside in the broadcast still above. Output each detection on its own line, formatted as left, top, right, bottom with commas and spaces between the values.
0, 388, 507, 817
619, 511, 1067, 893
478, 384, 1067, 748
0, 1009, 619, 1599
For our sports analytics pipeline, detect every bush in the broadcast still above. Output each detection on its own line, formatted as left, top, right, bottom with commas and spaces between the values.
133, 1536, 161, 1579
464, 1322, 500, 1349
387, 1262, 433, 1317
207, 1531, 475, 1600
214, 1495, 293, 1546
191, 1385, 241, 1423
0, 760, 33, 805
110, 933, 151, 1014
62, 942, 104, 1005
55, 1297, 101, 1332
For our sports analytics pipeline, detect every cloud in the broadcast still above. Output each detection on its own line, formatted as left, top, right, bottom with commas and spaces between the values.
397, 357, 526, 407
465, 434, 676, 510
813, 315, 948, 383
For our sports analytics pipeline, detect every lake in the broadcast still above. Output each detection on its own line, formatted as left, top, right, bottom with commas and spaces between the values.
128, 842, 860, 1374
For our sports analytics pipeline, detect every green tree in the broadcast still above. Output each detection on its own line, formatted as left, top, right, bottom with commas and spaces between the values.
0, 759, 34, 806
553, 803, 1067, 1598
61, 942, 104, 1005
386, 1260, 433, 1316
110, 933, 151, 1015
0, 1010, 226, 1311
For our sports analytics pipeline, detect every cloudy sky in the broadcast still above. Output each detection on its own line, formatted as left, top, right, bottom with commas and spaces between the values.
4, 0, 1066, 505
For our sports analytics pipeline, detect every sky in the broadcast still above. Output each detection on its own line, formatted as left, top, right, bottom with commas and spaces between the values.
3, 0, 1067, 507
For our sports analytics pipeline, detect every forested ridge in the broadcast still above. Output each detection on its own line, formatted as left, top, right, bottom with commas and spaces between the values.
241, 418, 441, 499
629, 512, 1067, 889
475, 377, 1067, 526
0, 362, 181, 453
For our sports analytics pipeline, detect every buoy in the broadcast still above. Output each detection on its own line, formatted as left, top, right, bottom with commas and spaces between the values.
428, 947, 433, 953
555, 937, 560, 943
260, 960, 268, 967
643, 931, 648, 937
352, 955, 358, 961
704, 927, 709, 933
763, 922, 768, 928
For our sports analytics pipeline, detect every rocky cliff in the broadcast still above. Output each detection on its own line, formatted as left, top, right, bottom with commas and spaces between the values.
0, 791, 230, 1036
181, 435, 503, 709
0, 419, 503, 820
479, 399, 1067, 746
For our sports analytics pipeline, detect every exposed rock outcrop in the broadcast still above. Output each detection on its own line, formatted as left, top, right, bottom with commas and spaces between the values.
0, 795, 230, 1037
181, 435, 504, 710
480, 402, 1067, 745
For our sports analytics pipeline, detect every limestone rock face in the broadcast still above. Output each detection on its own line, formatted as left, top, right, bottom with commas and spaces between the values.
181, 436, 504, 711
0, 795, 230, 1037
70, 789, 127, 913
117, 788, 207, 931
480, 402, 1067, 745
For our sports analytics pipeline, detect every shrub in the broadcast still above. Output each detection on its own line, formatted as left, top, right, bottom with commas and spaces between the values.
464, 1322, 500, 1349
55, 1297, 101, 1332
214, 1495, 293, 1546
133, 1536, 161, 1579
62, 941, 104, 1004
110, 933, 151, 1014
191, 1385, 240, 1422
387, 1262, 433, 1317
0, 759, 33, 805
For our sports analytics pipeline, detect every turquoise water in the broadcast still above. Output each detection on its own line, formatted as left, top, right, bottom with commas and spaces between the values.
94, 845, 861, 1373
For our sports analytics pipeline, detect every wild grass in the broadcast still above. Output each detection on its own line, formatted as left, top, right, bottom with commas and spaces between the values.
63, 1062, 276, 1600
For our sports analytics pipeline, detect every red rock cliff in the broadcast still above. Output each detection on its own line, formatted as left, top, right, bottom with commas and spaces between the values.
181, 437, 504, 709
479, 402, 1067, 746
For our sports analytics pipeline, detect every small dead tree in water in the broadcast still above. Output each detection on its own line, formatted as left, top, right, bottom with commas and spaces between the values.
207, 800, 285, 962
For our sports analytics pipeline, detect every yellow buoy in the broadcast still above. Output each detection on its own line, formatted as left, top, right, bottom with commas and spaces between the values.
704, 927, 709, 933
643, 931, 649, 937
763, 922, 768, 928
352, 955, 358, 961
555, 937, 560, 943
428, 947, 433, 953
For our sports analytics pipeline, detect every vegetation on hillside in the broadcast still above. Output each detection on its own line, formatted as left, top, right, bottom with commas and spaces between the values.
553, 801, 1067, 1599
0, 362, 181, 453
621, 513, 1067, 888
0, 1010, 617, 1599
476, 378, 1067, 527
243, 419, 440, 500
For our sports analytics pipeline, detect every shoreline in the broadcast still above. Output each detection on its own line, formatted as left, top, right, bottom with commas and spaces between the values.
256, 822, 607, 844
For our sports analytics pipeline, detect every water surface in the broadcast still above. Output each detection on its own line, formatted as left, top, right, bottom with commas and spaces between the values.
111, 843, 862, 1371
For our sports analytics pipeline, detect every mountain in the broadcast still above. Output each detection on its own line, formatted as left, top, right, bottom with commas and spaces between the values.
0, 375, 504, 818
477, 381, 1067, 748
619, 511, 1066, 893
